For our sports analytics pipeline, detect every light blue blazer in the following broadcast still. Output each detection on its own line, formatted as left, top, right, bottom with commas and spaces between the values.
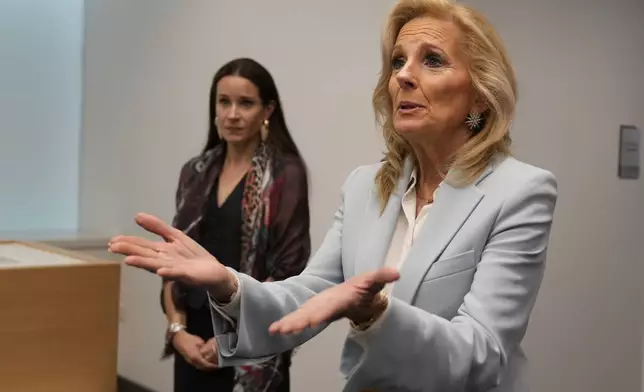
212, 156, 558, 392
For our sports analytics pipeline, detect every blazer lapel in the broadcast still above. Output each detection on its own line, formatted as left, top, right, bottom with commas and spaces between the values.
353, 159, 413, 277
391, 166, 493, 304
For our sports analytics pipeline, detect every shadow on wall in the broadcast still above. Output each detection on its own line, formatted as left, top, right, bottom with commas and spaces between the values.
118, 376, 156, 392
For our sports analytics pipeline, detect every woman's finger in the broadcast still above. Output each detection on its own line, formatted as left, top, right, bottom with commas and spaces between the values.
135, 214, 201, 256
156, 265, 193, 282
199, 344, 217, 361
135, 213, 206, 258
362, 267, 400, 293
124, 255, 172, 272
269, 306, 320, 335
270, 289, 354, 335
268, 316, 303, 335
135, 213, 176, 241
112, 235, 189, 259
273, 317, 311, 335
187, 353, 217, 370
109, 242, 159, 258
194, 355, 218, 370
110, 235, 159, 250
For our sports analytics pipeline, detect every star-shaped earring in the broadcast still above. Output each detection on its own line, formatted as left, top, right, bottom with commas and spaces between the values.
465, 112, 482, 130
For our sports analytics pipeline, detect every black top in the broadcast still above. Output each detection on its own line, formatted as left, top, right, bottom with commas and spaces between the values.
198, 175, 245, 271
183, 175, 246, 339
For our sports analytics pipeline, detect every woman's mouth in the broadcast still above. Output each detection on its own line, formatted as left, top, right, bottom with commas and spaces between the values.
398, 101, 425, 113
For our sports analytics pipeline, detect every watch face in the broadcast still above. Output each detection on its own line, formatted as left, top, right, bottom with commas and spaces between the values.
169, 323, 185, 333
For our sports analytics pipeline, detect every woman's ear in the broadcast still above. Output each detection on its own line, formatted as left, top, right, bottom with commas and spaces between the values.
471, 94, 487, 114
264, 101, 276, 121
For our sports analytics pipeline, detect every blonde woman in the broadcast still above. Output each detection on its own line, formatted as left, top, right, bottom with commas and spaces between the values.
111, 0, 558, 390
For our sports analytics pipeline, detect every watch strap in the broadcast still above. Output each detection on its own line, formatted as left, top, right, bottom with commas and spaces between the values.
350, 291, 389, 331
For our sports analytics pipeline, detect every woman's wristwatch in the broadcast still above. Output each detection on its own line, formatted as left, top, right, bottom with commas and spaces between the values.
351, 291, 389, 331
166, 322, 186, 343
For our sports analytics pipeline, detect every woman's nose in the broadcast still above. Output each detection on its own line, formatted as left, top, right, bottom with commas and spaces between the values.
227, 105, 240, 119
396, 64, 418, 90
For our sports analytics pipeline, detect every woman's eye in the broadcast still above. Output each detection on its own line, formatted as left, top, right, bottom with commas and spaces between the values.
240, 100, 254, 107
391, 57, 406, 70
424, 54, 443, 68
218, 98, 230, 105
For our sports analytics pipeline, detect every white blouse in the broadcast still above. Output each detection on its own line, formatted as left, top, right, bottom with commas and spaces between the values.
349, 170, 439, 342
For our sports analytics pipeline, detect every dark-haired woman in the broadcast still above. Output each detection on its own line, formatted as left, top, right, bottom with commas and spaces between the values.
161, 58, 310, 392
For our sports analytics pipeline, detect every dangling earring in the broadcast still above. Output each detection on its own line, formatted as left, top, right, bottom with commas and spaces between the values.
260, 119, 269, 142
214, 117, 222, 138
465, 112, 483, 131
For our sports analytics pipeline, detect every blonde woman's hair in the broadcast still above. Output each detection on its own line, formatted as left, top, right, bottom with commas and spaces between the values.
374, 0, 517, 209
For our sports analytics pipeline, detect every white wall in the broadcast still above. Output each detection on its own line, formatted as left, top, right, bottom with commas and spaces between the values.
81, 1, 644, 391
0, 0, 83, 231
469, 1, 644, 391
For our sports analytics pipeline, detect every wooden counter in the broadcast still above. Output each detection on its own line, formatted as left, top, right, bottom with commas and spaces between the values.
0, 240, 120, 392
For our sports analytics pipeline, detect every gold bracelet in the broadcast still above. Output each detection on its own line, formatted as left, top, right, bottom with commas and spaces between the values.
350, 291, 389, 331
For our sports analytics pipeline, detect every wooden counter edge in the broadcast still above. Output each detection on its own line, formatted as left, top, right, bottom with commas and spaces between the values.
0, 239, 119, 268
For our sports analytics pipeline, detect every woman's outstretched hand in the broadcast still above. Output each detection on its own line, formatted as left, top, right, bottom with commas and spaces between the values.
109, 213, 210, 259
108, 213, 237, 300
268, 268, 400, 335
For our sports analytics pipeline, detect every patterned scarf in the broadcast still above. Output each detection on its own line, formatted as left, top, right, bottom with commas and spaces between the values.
232, 143, 286, 392
239, 142, 272, 278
